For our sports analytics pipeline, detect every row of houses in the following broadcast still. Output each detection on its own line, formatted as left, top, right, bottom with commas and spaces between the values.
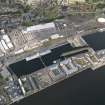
19, 0, 86, 7
18, 48, 99, 96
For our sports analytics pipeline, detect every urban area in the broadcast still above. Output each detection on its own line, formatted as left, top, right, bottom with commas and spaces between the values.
0, 0, 105, 105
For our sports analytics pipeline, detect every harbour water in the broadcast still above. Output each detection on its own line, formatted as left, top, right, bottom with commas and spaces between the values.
9, 43, 74, 77
12, 31, 105, 105
83, 32, 105, 50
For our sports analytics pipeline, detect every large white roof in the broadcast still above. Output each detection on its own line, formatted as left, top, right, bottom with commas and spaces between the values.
3, 35, 11, 43
97, 18, 105, 23
1, 40, 8, 50
22, 22, 55, 33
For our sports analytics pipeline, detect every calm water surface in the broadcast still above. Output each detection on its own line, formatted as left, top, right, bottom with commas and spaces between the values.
13, 67, 105, 105
9, 43, 74, 77
83, 32, 105, 50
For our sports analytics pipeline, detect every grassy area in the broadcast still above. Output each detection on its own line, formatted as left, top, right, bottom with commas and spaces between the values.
41, 37, 66, 48
75, 58, 87, 66
36, 3, 64, 23
23, 5, 32, 13
22, 21, 33, 26
40, 15, 64, 23
89, 55, 98, 62
44, 6, 59, 19
0, 74, 5, 86
96, 3, 105, 9
14, 11, 22, 16
86, 0, 104, 3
